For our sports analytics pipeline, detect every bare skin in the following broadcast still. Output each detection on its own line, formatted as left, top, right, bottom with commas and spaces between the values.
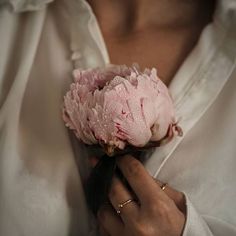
98, 155, 187, 236
87, 0, 215, 85
87, 1, 216, 235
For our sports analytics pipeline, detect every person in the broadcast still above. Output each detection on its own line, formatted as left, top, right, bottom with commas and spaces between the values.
0, 0, 235, 235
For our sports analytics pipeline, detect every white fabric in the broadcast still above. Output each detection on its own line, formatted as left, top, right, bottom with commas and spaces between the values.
0, 0, 236, 235
0, 0, 54, 12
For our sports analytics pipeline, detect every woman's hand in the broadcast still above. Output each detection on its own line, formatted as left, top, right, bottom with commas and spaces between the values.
97, 155, 186, 236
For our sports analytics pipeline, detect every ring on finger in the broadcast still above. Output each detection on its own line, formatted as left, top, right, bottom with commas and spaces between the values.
160, 183, 167, 191
116, 199, 135, 215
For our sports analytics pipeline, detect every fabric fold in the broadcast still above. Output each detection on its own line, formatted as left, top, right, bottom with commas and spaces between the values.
0, 0, 54, 12
182, 194, 236, 236
144, 20, 236, 178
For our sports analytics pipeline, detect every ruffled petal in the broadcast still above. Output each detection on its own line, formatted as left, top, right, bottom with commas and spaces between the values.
63, 64, 180, 155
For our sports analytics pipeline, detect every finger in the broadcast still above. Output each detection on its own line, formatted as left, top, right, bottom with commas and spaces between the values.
98, 204, 124, 236
109, 177, 139, 222
117, 155, 168, 205
155, 180, 186, 214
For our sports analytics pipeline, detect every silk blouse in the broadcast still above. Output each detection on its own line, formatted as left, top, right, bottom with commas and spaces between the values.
0, 0, 236, 235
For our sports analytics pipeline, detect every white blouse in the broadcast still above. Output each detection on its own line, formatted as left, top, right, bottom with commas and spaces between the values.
0, 0, 236, 235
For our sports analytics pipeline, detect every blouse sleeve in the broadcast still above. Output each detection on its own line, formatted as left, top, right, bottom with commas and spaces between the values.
0, 1, 47, 108
183, 195, 236, 236
0, 0, 54, 12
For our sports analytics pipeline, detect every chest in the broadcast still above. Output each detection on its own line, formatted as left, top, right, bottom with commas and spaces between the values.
102, 27, 204, 85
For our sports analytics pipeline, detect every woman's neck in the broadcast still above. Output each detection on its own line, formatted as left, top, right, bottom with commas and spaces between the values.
87, 0, 216, 37
87, 0, 216, 85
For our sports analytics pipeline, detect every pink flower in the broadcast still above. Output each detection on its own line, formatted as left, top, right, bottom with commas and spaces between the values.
63, 65, 182, 155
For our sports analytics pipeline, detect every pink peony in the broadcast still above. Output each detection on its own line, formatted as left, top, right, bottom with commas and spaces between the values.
63, 65, 182, 156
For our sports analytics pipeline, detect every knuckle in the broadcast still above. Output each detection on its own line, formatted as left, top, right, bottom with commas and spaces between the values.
150, 202, 162, 216
134, 221, 155, 236
150, 199, 173, 218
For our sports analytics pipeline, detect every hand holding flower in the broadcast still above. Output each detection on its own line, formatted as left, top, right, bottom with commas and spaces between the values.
98, 155, 186, 236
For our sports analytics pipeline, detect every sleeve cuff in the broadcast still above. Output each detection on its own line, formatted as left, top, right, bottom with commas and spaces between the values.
182, 193, 213, 236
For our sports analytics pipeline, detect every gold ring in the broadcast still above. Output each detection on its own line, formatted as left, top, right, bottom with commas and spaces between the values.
116, 199, 134, 215
160, 183, 167, 191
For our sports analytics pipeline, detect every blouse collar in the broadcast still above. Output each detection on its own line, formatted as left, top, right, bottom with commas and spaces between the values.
144, 21, 236, 176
